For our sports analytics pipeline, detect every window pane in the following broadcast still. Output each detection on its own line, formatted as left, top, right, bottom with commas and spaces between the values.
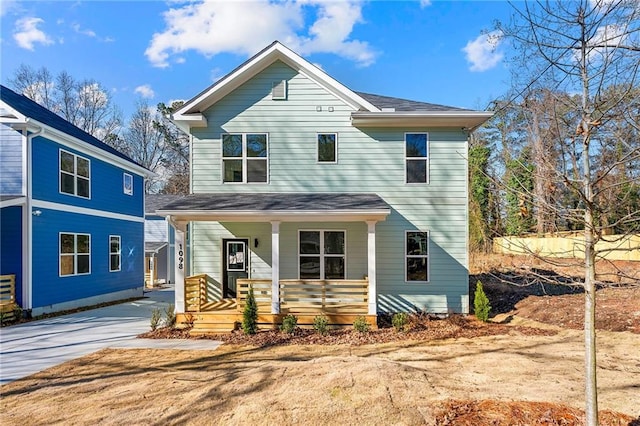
110, 254, 120, 271
77, 177, 90, 197
61, 234, 75, 253
123, 174, 133, 194
318, 134, 336, 162
324, 231, 345, 254
407, 232, 428, 255
61, 173, 75, 194
300, 256, 321, 279
223, 159, 243, 182
110, 237, 120, 254
247, 159, 267, 182
222, 134, 242, 157
407, 160, 427, 183
61, 151, 74, 173
325, 257, 345, 279
407, 258, 428, 281
77, 235, 90, 253
246, 134, 267, 157
76, 157, 90, 177
406, 133, 427, 157
77, 255, 90, 274
60, 255, 74, 275
300, 231, 320, 254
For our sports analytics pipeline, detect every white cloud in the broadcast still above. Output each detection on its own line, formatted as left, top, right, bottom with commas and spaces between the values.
420, 0, 432, 7
72, 23, 96, 38
462, 30, 503, 72
13, 17, 54, 50
134, 84, 156, 99
145, 0, 377, 68
0, 0, 19, 17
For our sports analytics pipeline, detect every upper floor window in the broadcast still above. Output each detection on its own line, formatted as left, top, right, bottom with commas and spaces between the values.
109, 235, 121, 272
60, 149, 90, 198
123, 173, 133, 195
299, 230, 346, 279
60, 232, 91, 276
406, 231, 429, 282
317, 133, 337, 163
405, 133, 428, 184
222, 133, 268, 183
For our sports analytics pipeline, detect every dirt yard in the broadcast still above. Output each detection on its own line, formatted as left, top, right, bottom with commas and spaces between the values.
1, 254, 639, 425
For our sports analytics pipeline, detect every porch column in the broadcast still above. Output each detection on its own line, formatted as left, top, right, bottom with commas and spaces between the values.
367, 220, 378, 315
271, 221, 281, 314
173, 220, 187, 313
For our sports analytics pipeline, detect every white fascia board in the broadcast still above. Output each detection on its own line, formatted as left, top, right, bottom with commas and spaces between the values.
157, 209, 390, 223
25, 118, 154, 178
351, 111, 494, 130
0, 101, 28, 123
174, 42, 380, 120
0, 196, 26, 209
169, 113, 207, 129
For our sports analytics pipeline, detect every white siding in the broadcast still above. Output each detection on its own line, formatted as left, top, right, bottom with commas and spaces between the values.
0, 124, 23, 195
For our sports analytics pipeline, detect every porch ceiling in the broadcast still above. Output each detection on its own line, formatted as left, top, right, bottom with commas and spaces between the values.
155, 193, 391, 223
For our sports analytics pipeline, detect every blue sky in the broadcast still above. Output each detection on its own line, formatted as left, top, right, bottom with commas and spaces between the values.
1, 0, 513, 119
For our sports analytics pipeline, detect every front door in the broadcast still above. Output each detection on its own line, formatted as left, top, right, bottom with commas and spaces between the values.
222, 239, 248, 298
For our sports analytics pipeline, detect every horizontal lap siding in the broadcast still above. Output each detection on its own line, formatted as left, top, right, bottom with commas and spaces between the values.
189, 61, 469, 313
0, 206, 23, 306
0, 124, 23, 195
31, 208, 143, 308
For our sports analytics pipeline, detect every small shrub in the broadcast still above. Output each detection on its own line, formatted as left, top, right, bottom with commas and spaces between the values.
392, 312, 409, 332
13, 305, 23, 321
164, 303, 176, 328
474, 281, 491, 322
242, 285, 258, 335
313, 315, 329, 335
150, 308, 162, 331
281, 314, 298, 334
353, 315, 370, 333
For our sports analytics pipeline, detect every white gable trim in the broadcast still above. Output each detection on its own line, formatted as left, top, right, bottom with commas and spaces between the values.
0, 101, 28, 124
172, 41, 380, 128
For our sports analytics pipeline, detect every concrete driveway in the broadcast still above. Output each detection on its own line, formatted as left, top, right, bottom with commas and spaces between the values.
0, 285, 220, 385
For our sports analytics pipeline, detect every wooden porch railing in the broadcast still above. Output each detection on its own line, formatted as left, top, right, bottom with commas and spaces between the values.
0, 274, 17, 319
185, 274, 224, 312
236, 279, 272, 312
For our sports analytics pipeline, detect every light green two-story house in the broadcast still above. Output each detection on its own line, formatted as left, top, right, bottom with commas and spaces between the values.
158, 41, 492, 332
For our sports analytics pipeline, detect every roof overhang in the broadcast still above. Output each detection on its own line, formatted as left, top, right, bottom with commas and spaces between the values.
351, 111, 494, 130
145, 242, 168, 255
159, 209, 391, 223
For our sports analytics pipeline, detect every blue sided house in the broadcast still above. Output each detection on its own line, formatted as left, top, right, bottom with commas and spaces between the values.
0, 85, 152, 316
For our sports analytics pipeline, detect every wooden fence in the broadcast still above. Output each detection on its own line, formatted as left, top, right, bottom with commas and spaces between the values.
493, 233, 640, 261
0, 274, 17, 320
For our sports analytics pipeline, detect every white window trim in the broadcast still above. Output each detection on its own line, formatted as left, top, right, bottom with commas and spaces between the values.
404, 132, 429, 185
298, 230, 347, 280
59, 232, 91, 277
405, 230, 430, 283
109, 235, 121, 272
123, 173, 133, 196
316, 133, 338, 164
221, 133, 269, 184
59, 149, 91, 199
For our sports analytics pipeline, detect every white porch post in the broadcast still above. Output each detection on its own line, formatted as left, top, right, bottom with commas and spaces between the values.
271, 221, 281, 314
367, 220, 378, 315
173, 220, 187, 313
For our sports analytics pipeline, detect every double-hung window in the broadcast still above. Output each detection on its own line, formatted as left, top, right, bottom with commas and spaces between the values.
405, 133, 428, 183
317, 133, 337, 163
222, 133, 268, 183
60, 149, 90, 198
110, 235, 121, 272
299, 230, 346, 279
406, 231, 429, 282
60, 233, 91, 276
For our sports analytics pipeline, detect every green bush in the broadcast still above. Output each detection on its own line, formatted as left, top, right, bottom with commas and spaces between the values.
353, 315, 370, 333
150, 308, 162, 331
392, 312, 409, 332
242, 286, 258, 335
281, 314, 298, 334
474, 281, 491, 322
164, 304, 176, 328
313, 315, 329, 335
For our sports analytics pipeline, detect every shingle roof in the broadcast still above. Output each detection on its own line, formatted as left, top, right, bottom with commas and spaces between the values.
157, 193, 389, 212
0, 85, 143, 168
146, 194, 186, 214
355, 92, 470, 112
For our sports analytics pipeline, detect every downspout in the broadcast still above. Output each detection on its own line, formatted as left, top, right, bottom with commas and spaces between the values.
23, 119, 44, 313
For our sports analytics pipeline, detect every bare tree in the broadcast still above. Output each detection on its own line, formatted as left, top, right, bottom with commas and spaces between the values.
497, 1, 640, 423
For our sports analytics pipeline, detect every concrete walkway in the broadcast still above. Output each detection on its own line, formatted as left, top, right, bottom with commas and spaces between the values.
0, 285, 221, 385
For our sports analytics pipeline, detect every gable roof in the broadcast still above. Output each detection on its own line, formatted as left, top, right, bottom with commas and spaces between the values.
0, 84, 149, 174
172, 41, 492, 132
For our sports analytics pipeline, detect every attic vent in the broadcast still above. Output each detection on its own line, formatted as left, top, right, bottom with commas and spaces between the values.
272, 80, 287, 100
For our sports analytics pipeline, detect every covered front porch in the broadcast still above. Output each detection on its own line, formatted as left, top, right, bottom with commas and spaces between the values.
156, 193, 390, 333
